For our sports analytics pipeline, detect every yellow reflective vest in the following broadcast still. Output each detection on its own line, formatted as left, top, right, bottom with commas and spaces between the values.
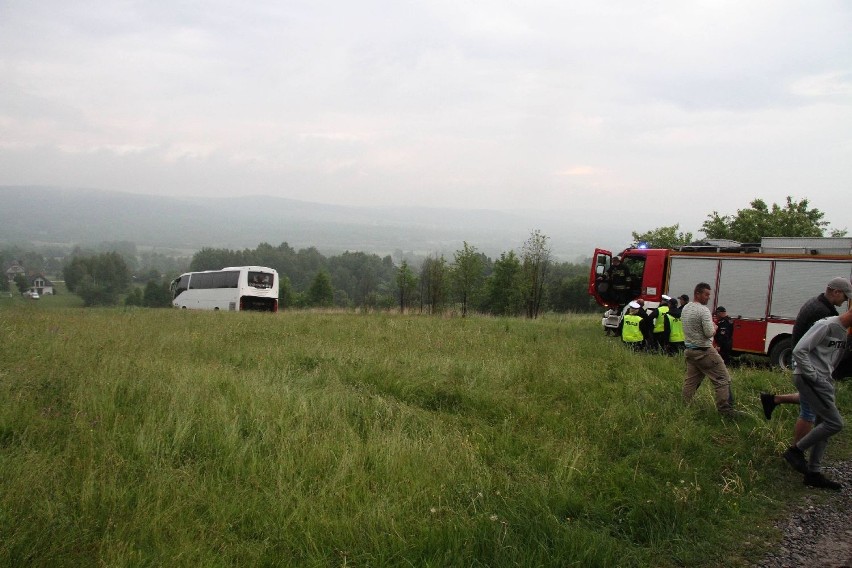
653, 305, 669, 333
621, 314, 645, 343
666, 313, 685, 342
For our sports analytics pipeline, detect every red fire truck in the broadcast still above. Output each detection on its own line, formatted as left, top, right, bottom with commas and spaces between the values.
588, 237, 852, 368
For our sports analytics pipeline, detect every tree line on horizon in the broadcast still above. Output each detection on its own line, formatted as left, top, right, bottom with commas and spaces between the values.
188, 230, 597, 316
3, 196, 841, 313
1, 231, 599, 315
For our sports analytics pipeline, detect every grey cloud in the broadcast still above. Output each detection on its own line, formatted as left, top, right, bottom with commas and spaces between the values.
0, 0, 850, 236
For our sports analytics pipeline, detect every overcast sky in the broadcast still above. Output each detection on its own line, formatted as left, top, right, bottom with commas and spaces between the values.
1, 1, 851, 236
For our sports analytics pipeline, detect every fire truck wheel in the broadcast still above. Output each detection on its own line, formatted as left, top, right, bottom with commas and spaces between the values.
769, 338, 793, 370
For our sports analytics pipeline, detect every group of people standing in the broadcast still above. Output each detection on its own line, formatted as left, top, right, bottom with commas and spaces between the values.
616, 292, 733, 361
614, 277, 850, 490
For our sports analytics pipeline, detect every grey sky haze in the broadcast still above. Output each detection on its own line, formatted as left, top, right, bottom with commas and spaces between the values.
1, 0, 851, 238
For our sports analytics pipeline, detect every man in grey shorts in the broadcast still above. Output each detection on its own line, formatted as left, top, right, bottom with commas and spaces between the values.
782, 310, 851, 490
761, 277, 851, 446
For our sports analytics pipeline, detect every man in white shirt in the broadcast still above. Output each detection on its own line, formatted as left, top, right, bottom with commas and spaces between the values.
680, 282, 734, 415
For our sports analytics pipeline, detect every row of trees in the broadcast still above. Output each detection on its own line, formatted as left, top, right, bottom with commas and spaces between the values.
6, 230, 592, 314
10, 195, 843, 313
392, 231, 560, 317
188, 230, 598, 316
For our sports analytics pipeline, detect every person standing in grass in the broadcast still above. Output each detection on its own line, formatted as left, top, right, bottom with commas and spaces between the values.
681, 282, 734, 415
664, 297, 685, 355
648, 294, 671, 352
760, 277, 851, 447
781, 309, 851, 490
618, 301, 647, 352
714, 306, 734, 365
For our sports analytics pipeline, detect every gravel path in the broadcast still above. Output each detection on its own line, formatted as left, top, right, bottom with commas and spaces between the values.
755, 459, 852, 568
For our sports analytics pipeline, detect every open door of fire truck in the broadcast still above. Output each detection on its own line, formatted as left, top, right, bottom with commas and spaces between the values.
588, 248, 613, 306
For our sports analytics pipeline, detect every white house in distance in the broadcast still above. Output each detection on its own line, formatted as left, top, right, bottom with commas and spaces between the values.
4, 261, 55, 296
5, 261, 25, 284
29, 275, 55, 296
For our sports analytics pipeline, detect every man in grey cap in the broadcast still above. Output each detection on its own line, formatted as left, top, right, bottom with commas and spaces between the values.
761, 277, 851, 463
782, 308, 852, 489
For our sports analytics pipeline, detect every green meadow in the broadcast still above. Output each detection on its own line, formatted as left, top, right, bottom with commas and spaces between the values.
0, 302, 848, 566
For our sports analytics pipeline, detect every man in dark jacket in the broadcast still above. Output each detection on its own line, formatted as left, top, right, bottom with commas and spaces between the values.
782, 309, 852, 489
714, 306, 734, 365
762, 277, 851, 451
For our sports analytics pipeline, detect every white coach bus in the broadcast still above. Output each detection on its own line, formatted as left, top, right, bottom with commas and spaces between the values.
170, 266, 279, 312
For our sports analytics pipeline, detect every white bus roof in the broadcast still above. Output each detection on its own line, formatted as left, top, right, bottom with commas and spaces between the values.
219, 266, 278, 272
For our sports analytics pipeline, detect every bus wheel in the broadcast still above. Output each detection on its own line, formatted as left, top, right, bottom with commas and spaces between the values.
769, 338, 793, 370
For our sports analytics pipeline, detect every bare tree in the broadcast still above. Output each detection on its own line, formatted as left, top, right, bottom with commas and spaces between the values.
396, 260, 417, 313
452, 242, 484, 317
419, 254, 448, 314
521, 230, 551, 319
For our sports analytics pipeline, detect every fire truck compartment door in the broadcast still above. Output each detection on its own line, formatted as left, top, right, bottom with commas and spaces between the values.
770, 260, 852, 319
717, 259, 772, 319
667, 257, 719, 307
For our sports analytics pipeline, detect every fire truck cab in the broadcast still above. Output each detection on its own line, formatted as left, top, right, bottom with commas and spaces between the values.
589, 238, 852, 368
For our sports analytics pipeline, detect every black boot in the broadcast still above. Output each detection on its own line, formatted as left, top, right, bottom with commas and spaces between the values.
803, 471, 842, 490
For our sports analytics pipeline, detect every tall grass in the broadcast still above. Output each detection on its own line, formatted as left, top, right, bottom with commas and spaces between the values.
0, 307, 847, 566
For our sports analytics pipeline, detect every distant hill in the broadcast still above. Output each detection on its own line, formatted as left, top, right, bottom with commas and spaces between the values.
0, 186, 631, 260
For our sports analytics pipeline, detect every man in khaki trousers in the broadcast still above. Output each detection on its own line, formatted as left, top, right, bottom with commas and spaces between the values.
681, 282, 735, 416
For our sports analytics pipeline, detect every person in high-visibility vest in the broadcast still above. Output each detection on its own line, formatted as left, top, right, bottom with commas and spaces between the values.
664, 297, 685, 355
618, 301, 647, 351
649, 294, 671, 352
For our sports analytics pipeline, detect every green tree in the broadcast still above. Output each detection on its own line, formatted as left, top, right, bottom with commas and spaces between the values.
307, 270, 334, 307
631, 224, 693, 249
125, 288, 143, 306
521, 230, 551, 319
14, 273, 29, 295
702, 197, 845, 242
143, 280, 173, 307
62, 252, 131, 306
333, 289, 351, 308
279, 275, 294, 309
419, 254, 449, 315
63, 258, 86, 292
452, 242, 484, 317
328, 251, 392, 306
548, 275, 598, 312
541, 260, 597, 313
481, 250, 524, 316
395, 260, 418, 313
189, 247, 237, 272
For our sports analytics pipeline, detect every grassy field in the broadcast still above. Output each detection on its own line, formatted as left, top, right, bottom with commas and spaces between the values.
0, 305, 848, 567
